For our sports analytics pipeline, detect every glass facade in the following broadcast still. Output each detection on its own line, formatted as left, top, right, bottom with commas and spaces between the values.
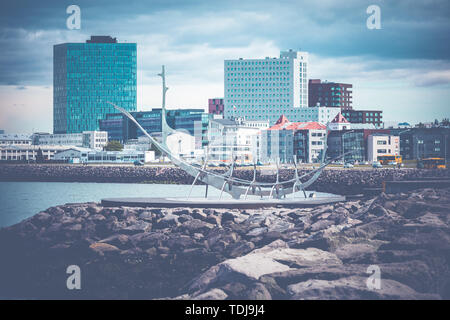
327, 130, 365, 162
170, 109, 210, 148
99, 109, 210, 147
54, 36, 137, 134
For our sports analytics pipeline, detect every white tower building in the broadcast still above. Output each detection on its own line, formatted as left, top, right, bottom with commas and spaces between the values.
224, 49, 309, 124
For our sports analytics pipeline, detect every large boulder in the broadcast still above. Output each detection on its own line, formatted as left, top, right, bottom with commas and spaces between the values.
187, 240, 342, 294
287, 276, 439, 300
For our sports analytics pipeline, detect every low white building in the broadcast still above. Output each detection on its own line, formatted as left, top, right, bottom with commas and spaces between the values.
0, 134, 32, 146
0, 145, 71, 161
208, 118, 268, 163
52, 147, 92, 163
124, 136, 153, 152
33, 131, 108, 150
367, 134, 400, 163
54, 147, 155, 164
124, 132, 201, 161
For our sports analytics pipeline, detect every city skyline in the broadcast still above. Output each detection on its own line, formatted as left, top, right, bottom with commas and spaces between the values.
1, 0, 449, 133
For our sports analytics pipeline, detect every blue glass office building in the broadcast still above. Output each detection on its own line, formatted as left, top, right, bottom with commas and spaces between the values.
54, 36, 136, 134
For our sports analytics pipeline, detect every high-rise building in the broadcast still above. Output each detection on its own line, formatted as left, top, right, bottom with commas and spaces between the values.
208, 98, 224, 115
224, 50, 309, 124
308, 79, 353, 110
53, 36, 137, 134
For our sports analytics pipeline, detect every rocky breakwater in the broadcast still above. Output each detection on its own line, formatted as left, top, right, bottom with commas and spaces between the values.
0, 187, 449, 299
1, 164, 449, 195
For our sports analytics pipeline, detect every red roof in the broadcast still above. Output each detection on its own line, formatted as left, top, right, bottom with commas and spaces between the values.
331, 112, 349, 123
268, 115, 326, 131
275, 115, 289, 126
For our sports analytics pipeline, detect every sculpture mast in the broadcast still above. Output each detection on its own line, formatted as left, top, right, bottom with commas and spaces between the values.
158, 65, 169, 147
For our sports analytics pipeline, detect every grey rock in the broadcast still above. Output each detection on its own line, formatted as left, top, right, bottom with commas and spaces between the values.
178, 214, 193, 223
309, 219, 334, 232
287, 276, 439, 300
99, 234, 130, 249
130, 232, 168, 249
156, 213, 179, 229
138, 211, 153, 221
192, 210, 207, 221
247, 227, 268, 237
221, 211, 236, 223
228, 241, 255, 258
267, 219, 295, 233
188, 240, 342, 293
89, 214, 106, 222
206, 215, 221, 226
89, 242, 120, 256
193, 288, 228, 300
334, 243, 381, 263
122, 220, 152, 234
246, 283, 272, 300
167, 235, 197, 250
181, 219, 215, 234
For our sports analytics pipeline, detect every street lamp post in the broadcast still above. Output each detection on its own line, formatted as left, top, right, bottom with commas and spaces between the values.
444, 134, 448, 166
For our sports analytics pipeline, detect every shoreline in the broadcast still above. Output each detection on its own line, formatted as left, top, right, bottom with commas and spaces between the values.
1, 164, 449, 195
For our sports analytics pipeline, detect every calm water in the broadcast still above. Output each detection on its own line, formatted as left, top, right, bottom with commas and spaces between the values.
0, 182, 230, 228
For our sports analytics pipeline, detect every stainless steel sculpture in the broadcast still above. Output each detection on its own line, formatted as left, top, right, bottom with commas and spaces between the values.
108, 65, 345, 200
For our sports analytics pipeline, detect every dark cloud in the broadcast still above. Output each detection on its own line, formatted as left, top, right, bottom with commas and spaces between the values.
0, 0, 449, 86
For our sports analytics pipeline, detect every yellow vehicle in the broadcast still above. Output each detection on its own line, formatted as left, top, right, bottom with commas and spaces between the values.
417, 158, 446, 169
377, 155, 402, 165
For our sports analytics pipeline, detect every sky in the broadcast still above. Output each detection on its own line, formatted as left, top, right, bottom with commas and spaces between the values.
0, 0, 449, 133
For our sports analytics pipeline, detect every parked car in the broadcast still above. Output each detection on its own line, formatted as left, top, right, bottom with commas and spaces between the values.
372, 161, 383, 168
133, 160, 144, 166
343, 163, 354, 168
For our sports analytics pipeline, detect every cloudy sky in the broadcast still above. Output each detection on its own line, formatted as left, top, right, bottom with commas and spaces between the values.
0, 0, 449, 133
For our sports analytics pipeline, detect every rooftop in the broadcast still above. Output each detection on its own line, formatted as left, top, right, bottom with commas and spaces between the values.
330, 113, 349, 124
86, 36, 117, 43
268, 115, 326, 131
0, 134, 31, 140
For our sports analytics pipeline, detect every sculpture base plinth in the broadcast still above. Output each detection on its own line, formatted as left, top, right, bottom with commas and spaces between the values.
101, 193, 345, 209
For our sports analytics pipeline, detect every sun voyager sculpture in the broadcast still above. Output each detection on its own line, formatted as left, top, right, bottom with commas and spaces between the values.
103, 66, 346, 208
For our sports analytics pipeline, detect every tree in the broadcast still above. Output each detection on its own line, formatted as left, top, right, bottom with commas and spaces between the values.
104, 140, 123, 151
149, 142, 161, 157
35, 148, 45, 163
